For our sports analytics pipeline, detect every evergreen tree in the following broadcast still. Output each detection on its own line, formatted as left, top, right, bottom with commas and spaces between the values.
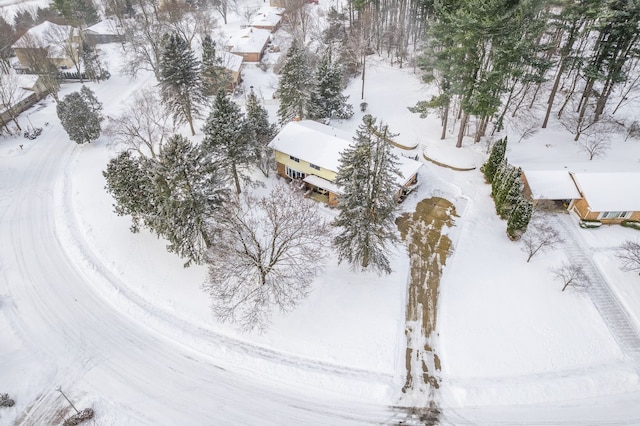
481, 137, 507, 183
56, 85, 103, 144
201, 35, 232, 96
277, 39, 312, 125
53, 0, 98, 25
82, 41, 110, 82
151, 134, 227, 266
202, 90, 255, 194
159, 32, 206, 136
246, 88, 277, 177
333, 115, 401, 275
507, 196, 533, 241
307, 48, 354, 120
494, 165, 522, 220
103, 151, 154, 233
104, 136, 228, 267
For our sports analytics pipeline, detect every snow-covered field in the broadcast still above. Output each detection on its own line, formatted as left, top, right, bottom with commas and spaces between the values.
2, 0, 640, 424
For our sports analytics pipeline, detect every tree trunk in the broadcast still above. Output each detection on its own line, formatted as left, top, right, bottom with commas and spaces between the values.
456, 111, 468, 148
232, 162, 241, 194
543, 61, 564, 128
440, 102, 449, 140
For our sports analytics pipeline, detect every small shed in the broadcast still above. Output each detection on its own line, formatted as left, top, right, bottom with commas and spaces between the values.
84, 19, 124, 44
218, 51, 244, 91
569, 172, 640, 223
226, 27, 271, 63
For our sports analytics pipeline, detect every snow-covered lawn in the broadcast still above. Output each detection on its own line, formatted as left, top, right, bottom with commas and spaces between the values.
2, 4, 640, 424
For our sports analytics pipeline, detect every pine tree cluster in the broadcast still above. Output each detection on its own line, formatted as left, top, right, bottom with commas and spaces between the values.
485, 137, 533, 240
277, 41, 353, 125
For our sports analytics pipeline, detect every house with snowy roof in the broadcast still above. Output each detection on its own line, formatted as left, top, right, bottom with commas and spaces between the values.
12, 21, 80, 70
226, 27, 271, 62
218, 51, 244, 91
0, 74, 47, 125
250, 6, 284, 32
84, 18, 124, 44
521, 166, 640, 224
268, 120, 422, 206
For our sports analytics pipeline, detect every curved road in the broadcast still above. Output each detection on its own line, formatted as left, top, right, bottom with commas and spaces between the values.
0, 123, 397, 425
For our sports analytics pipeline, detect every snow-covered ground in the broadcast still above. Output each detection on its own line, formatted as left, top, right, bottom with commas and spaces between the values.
2, 1, 640, 424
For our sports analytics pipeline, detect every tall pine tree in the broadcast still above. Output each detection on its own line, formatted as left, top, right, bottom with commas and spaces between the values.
481, 137, 507, 183
307, 48, 354, 121
277, 39, 311, 125
202, 90, 255, 194
246, 88, 277, 177
159, 32, 206, 136
333, 115, 401, 275
201, 35, 232, 96
151, 134, 227, 266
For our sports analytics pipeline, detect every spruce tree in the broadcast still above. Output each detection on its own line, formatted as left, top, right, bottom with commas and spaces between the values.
333, 115, 401, 275
56, 85, 103, 144
159, 32, 206, 136
103, 151, 154, 233
277, 39, 311, 125
82, 41, 109, 82
507, 196, 533, 241
481, 137, 507, 183
151, 134, 226, 266
201, 35, 232, 96
202, 90, 255, 194
246, 88, 277, 177
494, 165, 522, 219
307, 48, 353, 121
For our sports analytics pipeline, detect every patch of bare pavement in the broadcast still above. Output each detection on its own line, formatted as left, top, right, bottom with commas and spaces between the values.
394, 197, 457, 425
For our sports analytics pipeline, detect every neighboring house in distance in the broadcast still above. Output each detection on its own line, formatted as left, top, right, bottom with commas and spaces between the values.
218, 51, 244, 91
521, 167, 640, 224
0, 74, 48, 125
268, 120, 422, 206
250, 6, 284, 32
226, 27, 271, 62
84, 18, 124, 44
12, 21, 80, 70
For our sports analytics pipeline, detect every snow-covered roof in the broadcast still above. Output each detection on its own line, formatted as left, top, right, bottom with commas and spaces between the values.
303, 174, 342, 194
85, 18, 121, 36
14, 74, 40, 90
523, 169, 581, 200
269, 120, 422, 187
218, 51, 243, 73
12, 21, 78, 49
572, 172, 640, 212
228, 27, 271, 55
250, 7, 283, 28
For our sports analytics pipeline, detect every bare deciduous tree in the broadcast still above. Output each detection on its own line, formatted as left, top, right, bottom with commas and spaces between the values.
521, 218, 564, 262
204, 182, 332, 331
616, 240, 640, 274
105, 88, 175, 158
551, 262, 589, 292
0, 73, 25, 132
579, 132, 611, 160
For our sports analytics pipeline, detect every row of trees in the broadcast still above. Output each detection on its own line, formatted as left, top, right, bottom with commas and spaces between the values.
413, 0, 640, 146
482, 137, 533, 240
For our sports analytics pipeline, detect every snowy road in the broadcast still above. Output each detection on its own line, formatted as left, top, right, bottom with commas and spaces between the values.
0, 124, 398, 425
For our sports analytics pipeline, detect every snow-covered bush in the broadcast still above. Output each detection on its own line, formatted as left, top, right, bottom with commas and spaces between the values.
0, 393, 15, 407
63, 408, 94, 426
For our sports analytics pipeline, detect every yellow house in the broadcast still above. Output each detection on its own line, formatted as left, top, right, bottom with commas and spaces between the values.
12, 21, 80, 71
268, 120, 422, 206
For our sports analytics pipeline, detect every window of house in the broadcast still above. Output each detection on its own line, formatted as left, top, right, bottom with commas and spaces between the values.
285, 166, 305, 180
289, 155, 300, 162
310, 163, 320, 171
600, 211, 630, 219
